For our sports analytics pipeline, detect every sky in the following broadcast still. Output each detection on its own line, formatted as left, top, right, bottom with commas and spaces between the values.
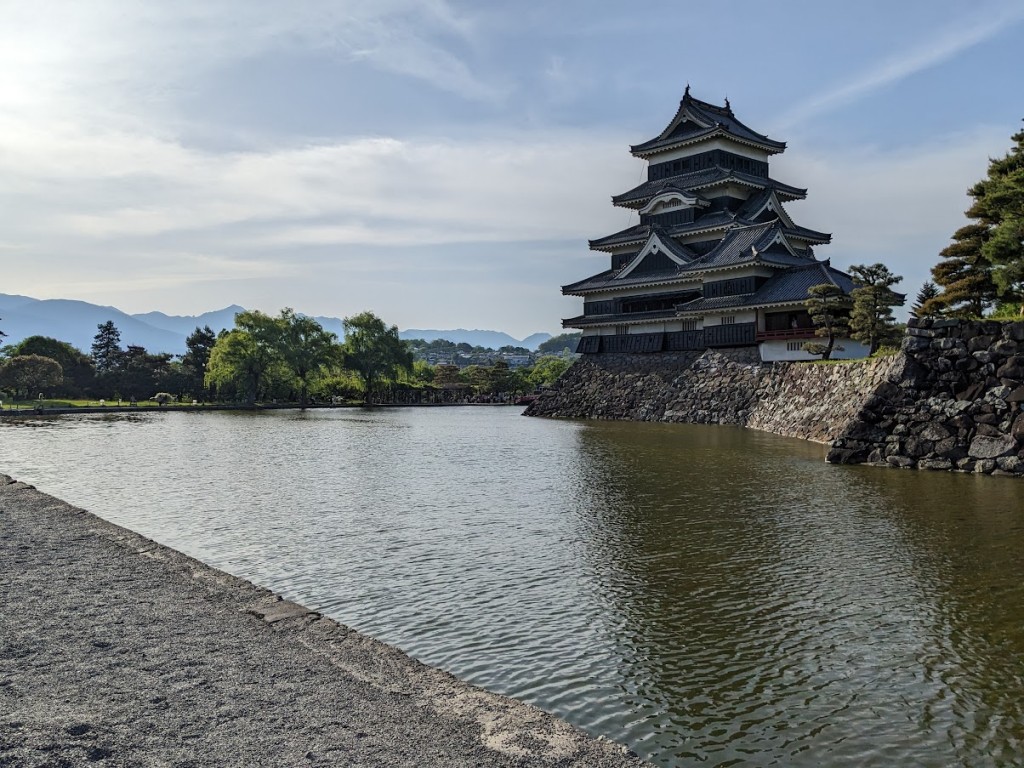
1, 1, 1023, 339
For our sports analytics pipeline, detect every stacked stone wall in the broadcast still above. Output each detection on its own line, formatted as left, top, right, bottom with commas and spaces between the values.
526, 320, 1024, 477
827, 319, 1024, 475
525, 347, 900, 444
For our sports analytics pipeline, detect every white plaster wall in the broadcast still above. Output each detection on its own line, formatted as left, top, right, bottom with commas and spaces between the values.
648, 137, 769, 164
759, 338, 871, 362
705, 311, 757, 325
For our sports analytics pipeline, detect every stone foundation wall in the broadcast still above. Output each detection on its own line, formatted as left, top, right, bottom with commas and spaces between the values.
525, 347, 902, 444
827, 319, 1024, 475
526, 320, 1024, 477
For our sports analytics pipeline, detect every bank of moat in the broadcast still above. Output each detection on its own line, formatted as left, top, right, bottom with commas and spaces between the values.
527, 319, 1024, 477
563, 87, 867, 362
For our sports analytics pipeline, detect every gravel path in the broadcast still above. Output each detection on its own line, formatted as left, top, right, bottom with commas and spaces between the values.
0, 475, 649, 768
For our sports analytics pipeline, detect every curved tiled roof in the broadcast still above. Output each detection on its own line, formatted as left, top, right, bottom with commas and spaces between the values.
630, 91, 786, 157
589, 211, 737, 251
612, 169, 806, 207
676, 261, 857, 314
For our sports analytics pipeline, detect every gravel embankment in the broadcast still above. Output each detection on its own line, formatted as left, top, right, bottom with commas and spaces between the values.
0, 475, 649, 767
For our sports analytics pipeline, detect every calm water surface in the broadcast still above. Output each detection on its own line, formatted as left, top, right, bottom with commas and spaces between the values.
2, 408, 1024, 766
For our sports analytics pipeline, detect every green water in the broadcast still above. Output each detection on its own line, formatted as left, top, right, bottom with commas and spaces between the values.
2, 408, 1023, 766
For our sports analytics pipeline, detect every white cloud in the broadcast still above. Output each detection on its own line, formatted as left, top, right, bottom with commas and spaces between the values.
0, 0, 498, 127
775, 3, 1024, 128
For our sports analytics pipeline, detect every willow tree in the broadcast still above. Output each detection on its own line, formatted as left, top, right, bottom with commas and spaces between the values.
342, 311, 413, 403
274, 308, 341, 408
205, 312, 291, 405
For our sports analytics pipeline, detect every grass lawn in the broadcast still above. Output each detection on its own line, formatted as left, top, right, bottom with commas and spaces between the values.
0, 398, 206, 410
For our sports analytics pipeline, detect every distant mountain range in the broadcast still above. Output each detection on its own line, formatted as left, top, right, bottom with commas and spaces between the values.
0, 293, 552, 355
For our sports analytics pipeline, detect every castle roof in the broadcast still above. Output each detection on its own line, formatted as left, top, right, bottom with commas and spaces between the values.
676, 261, 856, 314
611, 169, 806, 208
630, 89, 786, 158
590, 192, 829, 252
686, 221, 814, 271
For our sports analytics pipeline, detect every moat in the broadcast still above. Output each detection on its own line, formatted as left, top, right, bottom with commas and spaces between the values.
3, 407, 1024, 766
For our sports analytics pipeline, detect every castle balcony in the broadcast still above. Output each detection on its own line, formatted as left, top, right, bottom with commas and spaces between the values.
755, 328, 817, 342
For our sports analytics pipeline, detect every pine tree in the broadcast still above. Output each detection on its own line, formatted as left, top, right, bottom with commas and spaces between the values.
802, 284, 850, 360
91, 321, 123, 373
848, 264, 904, 354
968, 127, 1024, 306
926, 223, 999, 317
929, 126, 1024, 316
911, 281, 940, 318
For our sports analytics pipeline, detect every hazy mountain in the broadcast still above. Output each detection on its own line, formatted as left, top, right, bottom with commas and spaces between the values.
521, 332, 553, 349
400, 329, 552, 350
1, 296, 184, 354
131, 306, 245, 336
1, 293, 555, 354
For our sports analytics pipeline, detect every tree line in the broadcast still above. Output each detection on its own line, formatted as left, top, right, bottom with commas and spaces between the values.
0, 310, 571, 405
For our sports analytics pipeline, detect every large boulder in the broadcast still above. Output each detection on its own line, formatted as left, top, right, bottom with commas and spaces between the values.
968, 434, 1019, 460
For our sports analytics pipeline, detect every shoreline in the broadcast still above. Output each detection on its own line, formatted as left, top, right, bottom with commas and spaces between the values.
0, 474, 648, 767
0, 402, 522, 418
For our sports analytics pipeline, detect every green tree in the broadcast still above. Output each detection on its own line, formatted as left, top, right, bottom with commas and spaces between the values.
526, 356, 572, 387
8, 336, 95, 396
968, 127, 1024, 307
926, 223, 999, 317
433, 364, 460, 387
205, 323, 288, 404
91, 321, 123, 373
408, 360, 435, 385
274, 308, 341, 408
848, 263, 904, 355
342, 311, 413, 404
182, 325, 217, 399
116, 345, 174, 400
536, 332, 581, 355
911, 281, 940, 318
802, 284, 850, 360
0, 355, 63, 400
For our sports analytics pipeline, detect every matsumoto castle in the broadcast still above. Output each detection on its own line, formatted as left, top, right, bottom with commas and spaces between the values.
563, 87, 868, 362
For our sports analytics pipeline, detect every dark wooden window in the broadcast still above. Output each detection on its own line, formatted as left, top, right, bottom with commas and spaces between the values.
583, 300, 616, 316
648, 150, 769, 181
703, 276, 758, 298
703, 322, 756, 347
600, 332, 665, 353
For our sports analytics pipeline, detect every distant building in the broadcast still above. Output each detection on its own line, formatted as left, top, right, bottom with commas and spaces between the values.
562, 87, 866, 361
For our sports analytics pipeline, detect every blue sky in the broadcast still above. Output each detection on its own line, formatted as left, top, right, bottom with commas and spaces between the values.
1, 1, 1022, 338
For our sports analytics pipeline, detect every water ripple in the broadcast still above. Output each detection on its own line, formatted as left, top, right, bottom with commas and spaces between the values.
3, 409, 1024, 766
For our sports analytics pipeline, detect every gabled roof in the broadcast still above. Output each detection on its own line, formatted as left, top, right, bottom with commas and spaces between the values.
681, 220, 810, 272
562, 265, 701, 295
563, 231, 701, 295
675, 261, 856, 315
630, 88, 786, 158
617, 231, 698, 278
612, 168, 806, 208
589, 210, 736, 251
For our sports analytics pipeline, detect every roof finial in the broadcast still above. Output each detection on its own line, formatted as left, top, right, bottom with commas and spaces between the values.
684, 83, 690, 99
724, 96, 731, 111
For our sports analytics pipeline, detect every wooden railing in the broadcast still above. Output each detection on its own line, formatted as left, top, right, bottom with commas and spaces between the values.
756, 328, 817, 341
